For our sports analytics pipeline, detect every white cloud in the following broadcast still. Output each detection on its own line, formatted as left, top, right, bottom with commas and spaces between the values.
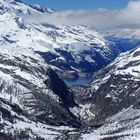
22, 0, 140, 29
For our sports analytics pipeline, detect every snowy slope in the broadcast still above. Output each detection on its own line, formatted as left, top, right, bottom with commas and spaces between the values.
0, 44, 81, 125
0, 97, 76, 139
0, 48, 82, 138
82, 107, 140, 140
94, 45, 140, 81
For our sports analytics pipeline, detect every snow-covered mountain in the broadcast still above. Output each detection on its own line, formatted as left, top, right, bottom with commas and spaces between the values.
0, 0, 54, 14
104, 28, 140, 52
75, 45, 140, 139
90, 46, 140, 121
0, 26, 84, 137
0, 0, 85, 138
1, 0, 140, 139
0, 0, 120, 79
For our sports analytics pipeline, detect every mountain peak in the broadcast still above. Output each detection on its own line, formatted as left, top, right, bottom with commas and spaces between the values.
29, 4, 54, 13
0, 0, 53, 14
0, 0, 22, 3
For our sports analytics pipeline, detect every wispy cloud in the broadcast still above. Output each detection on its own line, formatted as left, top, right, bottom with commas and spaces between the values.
22, 0, 140, 29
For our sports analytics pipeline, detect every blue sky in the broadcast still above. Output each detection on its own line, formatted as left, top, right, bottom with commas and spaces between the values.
23, 0, 140, 29
23, 0, 129, 10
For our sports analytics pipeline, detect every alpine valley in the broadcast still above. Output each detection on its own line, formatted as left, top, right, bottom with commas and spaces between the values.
0, 0, 140, 140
